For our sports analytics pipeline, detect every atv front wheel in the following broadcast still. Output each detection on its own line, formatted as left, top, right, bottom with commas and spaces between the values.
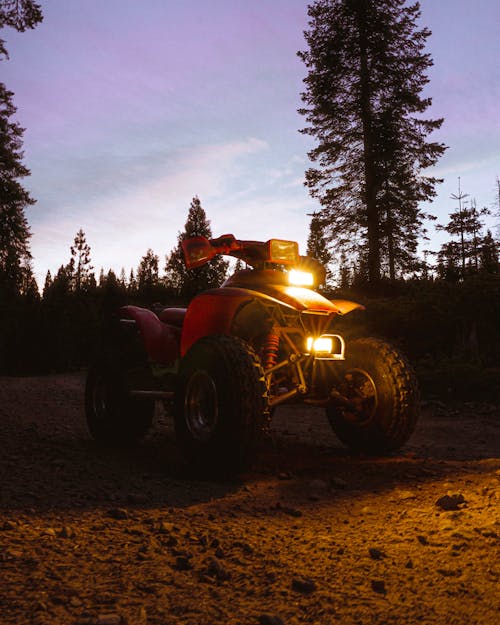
326, 338, 419, 454
175, 335, 268, 474
85, 356, 154, 446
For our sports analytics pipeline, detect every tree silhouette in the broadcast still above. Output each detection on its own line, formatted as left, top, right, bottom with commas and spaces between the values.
298, 0, 445, 284
436, 180, 491, 279
306, 213, 332, 287
137, 248, 161, 301
70, 228, 94, 293
0, 85, 35, 295
0, 1, 42, 296
165, 196, 228, 300
479, 230, 499, 275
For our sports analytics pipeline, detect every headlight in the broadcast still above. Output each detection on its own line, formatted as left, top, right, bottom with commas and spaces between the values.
305, 334, 346, 360
288, 269, 314, 286
306, 336, 333, 354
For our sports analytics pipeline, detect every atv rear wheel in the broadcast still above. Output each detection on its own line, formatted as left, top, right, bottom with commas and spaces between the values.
326, 337, 419, 454
85, 355, 154, 446
175, 335, 268, 474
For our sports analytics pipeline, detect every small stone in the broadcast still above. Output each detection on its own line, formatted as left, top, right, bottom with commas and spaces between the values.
206, 557, 230, 581
175, 556, 192, 571
291, 577, 316, 594
436, 494, 466, 511
278, 472, 293, 480
42, 528, 57, 538
437, 568, 462, 577
159, 521, 175, 534
368, 548, 385, 560
258, 615, 285, 625
107, 508, 129, 520
1, 520, 16, 531
59, 526, 76, 539
416, 535, 428, 545
371, 579, 386, 594
405, 558, 414, 569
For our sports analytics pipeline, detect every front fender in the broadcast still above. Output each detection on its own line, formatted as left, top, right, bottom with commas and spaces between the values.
180, 290, 255, 357
180, 288, 365, 357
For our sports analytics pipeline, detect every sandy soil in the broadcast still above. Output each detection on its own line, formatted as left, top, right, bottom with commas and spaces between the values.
0, 373, 499, 625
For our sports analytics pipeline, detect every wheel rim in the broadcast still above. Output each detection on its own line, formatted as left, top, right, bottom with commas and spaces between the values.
184, 370, 219, 441
341, 367, 378, 425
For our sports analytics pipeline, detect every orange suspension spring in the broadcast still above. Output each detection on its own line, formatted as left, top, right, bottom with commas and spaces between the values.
262, 329, 280, 370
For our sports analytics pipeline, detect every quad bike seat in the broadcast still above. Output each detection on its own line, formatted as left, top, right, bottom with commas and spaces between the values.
157, 307, 187, 327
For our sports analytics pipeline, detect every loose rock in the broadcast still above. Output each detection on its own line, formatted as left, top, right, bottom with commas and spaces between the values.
368, 547, 386, 560
291, 577, 316, 594
371, 579, 387, 594
436, 493, 466, 511
206, 557, 230, 581
258, 615, 285, 625
106, 508, 129, 520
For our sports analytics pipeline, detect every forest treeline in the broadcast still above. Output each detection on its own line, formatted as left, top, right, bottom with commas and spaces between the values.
1, 195, 499, 403
1, 256, 500, 403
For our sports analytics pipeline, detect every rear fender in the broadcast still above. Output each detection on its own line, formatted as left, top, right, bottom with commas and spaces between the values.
119, 305, 180, 367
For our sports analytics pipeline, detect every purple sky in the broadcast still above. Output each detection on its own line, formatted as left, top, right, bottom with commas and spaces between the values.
2, 0, 499, 285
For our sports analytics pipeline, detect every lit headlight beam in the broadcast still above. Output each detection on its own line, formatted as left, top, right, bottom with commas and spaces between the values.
305, 334, 346, 360
288, 269, 314, 286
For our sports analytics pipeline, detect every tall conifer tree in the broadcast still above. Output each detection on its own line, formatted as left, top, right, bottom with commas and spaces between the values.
298, 0, 445, 284
70, 229, 93, 293
165, 197, 228, 300
0, 0, 42, 294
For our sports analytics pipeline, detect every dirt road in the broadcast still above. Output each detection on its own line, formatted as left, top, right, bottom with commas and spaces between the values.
0, 374, 499, 625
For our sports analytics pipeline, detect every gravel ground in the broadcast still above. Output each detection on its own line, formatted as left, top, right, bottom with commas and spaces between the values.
0, 373, 499, 625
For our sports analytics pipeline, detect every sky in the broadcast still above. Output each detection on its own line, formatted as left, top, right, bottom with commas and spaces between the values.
2, 0, 500, 286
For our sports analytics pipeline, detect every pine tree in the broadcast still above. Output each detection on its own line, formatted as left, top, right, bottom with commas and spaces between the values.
306, 213, 332, 287
436, 181, 490, 279
165, 196, 228, 300
298, 0, 445, 284
436, 241, 461, 282
479, 230, 499, 274
19, 257, 38, 298
0, 84, 35, 294
0, 1, 43, 295
70, 228, 93, 293
137, 249, 160, 301
43, 270, 52, 298
128, 269, 137, 296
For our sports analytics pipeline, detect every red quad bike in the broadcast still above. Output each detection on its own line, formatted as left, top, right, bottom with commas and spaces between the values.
85, 234, 419, 473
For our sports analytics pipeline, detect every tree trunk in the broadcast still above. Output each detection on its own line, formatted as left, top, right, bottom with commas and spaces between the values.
356, 1, 380, 284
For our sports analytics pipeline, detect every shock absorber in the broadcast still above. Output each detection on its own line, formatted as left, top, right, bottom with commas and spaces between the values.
261, 327, 280, 370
